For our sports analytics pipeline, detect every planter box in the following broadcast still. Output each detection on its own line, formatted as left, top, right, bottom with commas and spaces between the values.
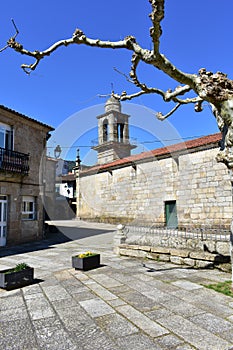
0, 267, 34, 290
72, 254, 100, 271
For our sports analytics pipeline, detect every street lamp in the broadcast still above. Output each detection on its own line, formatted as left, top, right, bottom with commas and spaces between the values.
54, 145, 62, 159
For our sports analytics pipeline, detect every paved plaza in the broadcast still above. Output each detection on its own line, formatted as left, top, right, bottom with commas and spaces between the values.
0, 220, 233, 349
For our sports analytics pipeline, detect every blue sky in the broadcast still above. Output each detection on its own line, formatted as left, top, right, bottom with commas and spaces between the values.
0, 1, 232, 163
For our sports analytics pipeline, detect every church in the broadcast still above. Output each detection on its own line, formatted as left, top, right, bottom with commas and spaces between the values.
75, 96, 232, 230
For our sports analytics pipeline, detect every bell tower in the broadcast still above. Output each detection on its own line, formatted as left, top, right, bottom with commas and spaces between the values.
92, 95, 136, 164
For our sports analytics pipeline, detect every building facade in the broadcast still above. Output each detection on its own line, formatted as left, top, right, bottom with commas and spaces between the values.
76, 99, 231, 229
0, 105, 53, 246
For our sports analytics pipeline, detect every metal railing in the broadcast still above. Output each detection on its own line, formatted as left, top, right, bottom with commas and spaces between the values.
125, 223, 230, 242
0, 147, 29, 175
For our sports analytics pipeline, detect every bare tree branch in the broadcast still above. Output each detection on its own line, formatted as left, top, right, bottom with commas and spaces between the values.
2, 1, 233, 167
149, 0, 164, 53
156, 103, 182, 120
0, 18, 19, 53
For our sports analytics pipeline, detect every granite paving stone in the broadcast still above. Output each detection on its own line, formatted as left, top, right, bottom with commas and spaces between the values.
108, 284, 132, 295
54, 304, 90, 318
157, 314, 231, 350
106, 271, 135, 284
69, 323, 119, 350
22, 284, 44, 296
141, 288, 172, 304
72, 272, 90, 281
148, 278, 181, 293
51, 297, 78, 310
219, 329, 233, 343
88, 273, 123, 288
188, 312, 233, 335
1, 220, 233, 349
25, 296, 56, 320
0, 319, 39, 350
115, 333, 164, 350
156, 334, 185, 349
95, 313, 139, 338
79, 298, 116, 318
0, 306, 28, 321
117, 290, 158, 312
23, 291, 46, 301
41, 284, 71, 301
125, 278, 158, 293
145, 307, 176, 321
175, 345, 196, 350
190, 295, 233, 319
60, 278, 84, 290
72, 289, 97, 302
84, 281, 118, 301
32, 316, 63, 330
56, 306, 95, 331
34, 324, 79, 350
116, 304, 169, 338
161, 296, 206, 317
107, 298, 127, 307
0, 293, 25, 310
171, 280, 204, 290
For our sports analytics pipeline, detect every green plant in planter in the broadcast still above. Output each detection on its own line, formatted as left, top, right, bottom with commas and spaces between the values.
5, 262, 30, 274
77, 251, 97, 258
72, 251, 100, 271
0, 262, 34, 290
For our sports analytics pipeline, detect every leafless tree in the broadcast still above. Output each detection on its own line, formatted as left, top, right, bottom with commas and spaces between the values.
2, 0, 233, 287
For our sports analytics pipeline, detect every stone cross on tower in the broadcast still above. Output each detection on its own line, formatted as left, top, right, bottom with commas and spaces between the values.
92, 95, 136, 164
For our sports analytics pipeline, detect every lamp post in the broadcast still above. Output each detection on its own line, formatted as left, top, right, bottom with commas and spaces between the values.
54, 145, 62, 159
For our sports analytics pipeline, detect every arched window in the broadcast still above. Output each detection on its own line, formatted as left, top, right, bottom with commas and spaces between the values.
103, 119, 109, 142
117, 123, 124, 142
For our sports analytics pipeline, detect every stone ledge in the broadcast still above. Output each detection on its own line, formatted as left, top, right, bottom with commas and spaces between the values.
169, 248, 190, 258
119, 248, 147, 258
151, 247, 170, 254
118, 243, 230, 269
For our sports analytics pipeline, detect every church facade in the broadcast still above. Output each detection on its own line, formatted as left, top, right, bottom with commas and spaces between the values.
76, 97, 232, 229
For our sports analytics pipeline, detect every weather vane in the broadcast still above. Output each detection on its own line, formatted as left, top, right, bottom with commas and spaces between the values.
98, 83, 115, 98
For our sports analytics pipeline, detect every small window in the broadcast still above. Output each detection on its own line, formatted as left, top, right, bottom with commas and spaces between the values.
22, 196, 36, 220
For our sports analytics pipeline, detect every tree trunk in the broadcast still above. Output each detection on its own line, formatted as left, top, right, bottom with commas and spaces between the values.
230, 174, 233, 290
231, 196, 233, 290
231, 229, 233, 291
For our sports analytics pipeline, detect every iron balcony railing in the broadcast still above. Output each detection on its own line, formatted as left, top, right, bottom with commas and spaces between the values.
0, 147, 29, 175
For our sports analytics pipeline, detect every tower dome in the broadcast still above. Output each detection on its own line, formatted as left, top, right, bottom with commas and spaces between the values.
105, 95, 121, 113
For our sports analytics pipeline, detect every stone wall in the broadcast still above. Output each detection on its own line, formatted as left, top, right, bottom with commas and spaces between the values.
79, 147, 232, 228
177, 149, 232, 227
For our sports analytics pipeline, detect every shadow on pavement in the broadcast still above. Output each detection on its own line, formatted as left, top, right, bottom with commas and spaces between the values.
0, 226, 115, 258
